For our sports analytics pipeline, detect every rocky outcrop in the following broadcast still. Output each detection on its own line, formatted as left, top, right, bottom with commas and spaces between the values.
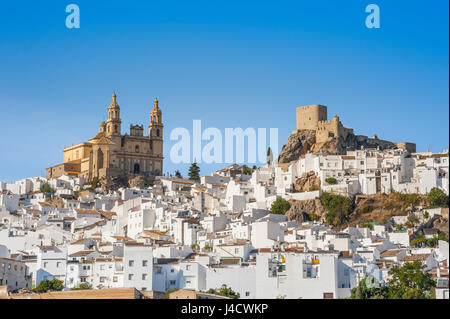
293, 171, 320, 192
432, 216, 449, 236
278, 130, 316, 163
286, 198, 327, 222
278, 129, 400, 163
129, 176, 146, 188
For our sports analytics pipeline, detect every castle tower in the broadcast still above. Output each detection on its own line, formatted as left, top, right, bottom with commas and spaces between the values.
296, 104, 327, 131
148, 97, 164, 156
106, 92, 122, 136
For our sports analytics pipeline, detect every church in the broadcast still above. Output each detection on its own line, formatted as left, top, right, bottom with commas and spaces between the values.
46, 93, 164, 181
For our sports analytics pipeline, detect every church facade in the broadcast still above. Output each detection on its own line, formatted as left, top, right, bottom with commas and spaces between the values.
46, 93, 164, 181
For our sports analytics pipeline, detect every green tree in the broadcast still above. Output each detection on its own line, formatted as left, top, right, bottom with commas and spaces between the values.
175, 170, 182, 178
207, 284, 240, 299
36, 279, 64, 293
427, 187, 449, 207
350, 276, 388, 299
71, 282, 93, 290
267, 147, 272, 165
387, 261, 436, 299
188, 161, 200, 181
40, 183, 55, 195
423, 211, 429, 219
242, 165, 252, 175
320, 192, 352, 226
325, 177, 338, 185
89, 177, 100, 189
270, 197, 291, 215
406, 215, 420, 228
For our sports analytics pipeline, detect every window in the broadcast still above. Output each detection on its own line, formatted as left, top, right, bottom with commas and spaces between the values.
113, 276, 118, 282
128, 274, 134, 280
142, 274, 147, 280
170, 269, 174, 273
56, 262, 61, 268
169, 280, 176, 285
44, 262, 48, 268
186, 265, 191, 270
129, 260, 134, 267
100, 265, 105, 270
245, 292, 250, 297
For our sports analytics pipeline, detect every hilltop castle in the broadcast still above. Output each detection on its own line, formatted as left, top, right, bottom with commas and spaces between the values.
292, 104, 416, 153
294, 104, 354, 144
46, 93, 164, 181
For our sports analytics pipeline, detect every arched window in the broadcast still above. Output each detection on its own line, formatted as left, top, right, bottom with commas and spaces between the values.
156, 129, 160, 137
133, 163, 140, 174
135, 145, 140, 153
114, 125, 118, 133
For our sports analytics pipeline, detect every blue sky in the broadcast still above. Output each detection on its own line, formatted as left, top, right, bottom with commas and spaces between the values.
0, 0, 448, 182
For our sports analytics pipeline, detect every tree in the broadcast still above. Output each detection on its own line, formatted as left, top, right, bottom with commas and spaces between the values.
406, 215, 419, 228
320, 192, 352, 226
427, 187, 449, 207
350, 276, 388, 299
89, 177, 100, 189
207, 284, 240, 299
71, 282, 93, 290
35, 279, 64, 293
387, 261, 435, 299
40, 183, 55, 195
242, 165, 252, 175
423, 211, 429, 219
188, 161, 200, 181
270, 197, 291, 215
175, 170, 182, 178
325, 177, 338, 185
267, 147, 273, 165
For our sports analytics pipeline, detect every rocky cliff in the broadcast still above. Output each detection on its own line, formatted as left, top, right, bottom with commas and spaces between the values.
278, 129, 399, 163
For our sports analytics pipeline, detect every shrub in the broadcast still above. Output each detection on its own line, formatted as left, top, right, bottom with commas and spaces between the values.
71, 282, 93, 290
36, 279, 64, 293
270, 198, 291, 215
242, 165, 252, 175
361, 205, 374, 214
320, 192, 352, 226
325, 177, 338, 185
427, 187, 449, 207
207, 284, 240, 299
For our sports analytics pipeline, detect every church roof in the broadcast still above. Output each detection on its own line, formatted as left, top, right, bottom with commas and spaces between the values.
89, 131, 106, 142
92, 136, 116, 145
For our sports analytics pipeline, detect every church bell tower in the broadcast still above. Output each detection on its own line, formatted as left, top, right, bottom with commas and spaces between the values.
106, 92, 122, 137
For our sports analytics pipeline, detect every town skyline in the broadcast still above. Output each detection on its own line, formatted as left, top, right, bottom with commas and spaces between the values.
0, 0, 448, 181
